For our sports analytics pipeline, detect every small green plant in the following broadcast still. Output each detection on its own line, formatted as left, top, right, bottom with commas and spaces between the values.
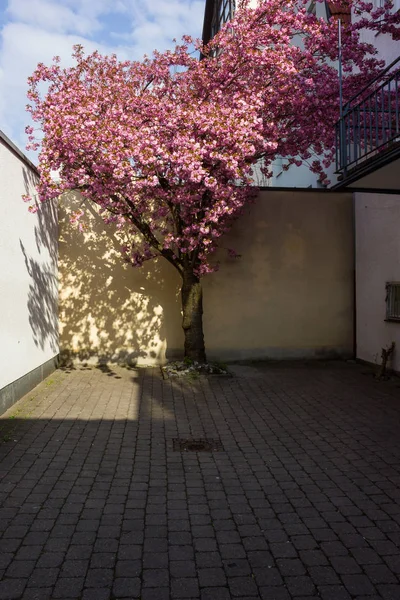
213, 361, 228, 372
187, 370, 200, 381
8, 406, 24, 420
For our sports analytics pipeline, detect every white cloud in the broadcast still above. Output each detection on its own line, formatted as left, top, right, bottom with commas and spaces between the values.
127, 0, 204, 58
6, 0, 100, 35
0, 0, 205, 160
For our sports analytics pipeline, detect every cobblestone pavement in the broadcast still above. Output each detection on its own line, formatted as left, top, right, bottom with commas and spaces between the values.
1, 362, 400, 599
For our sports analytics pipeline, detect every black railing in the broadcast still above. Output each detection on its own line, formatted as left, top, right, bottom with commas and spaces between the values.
336, 56, 400, 175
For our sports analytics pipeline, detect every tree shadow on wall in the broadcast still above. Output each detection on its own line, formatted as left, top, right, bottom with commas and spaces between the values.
20, 166, 59, 353
58, 191, 183, 366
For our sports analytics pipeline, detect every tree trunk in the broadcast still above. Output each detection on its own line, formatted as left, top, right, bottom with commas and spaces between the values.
181, 268, 206, 363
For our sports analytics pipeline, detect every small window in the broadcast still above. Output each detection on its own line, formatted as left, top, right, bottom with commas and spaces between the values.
386, 282, 400, 321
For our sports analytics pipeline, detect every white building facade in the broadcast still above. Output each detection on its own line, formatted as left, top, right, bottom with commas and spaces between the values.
0, 131, 59, 414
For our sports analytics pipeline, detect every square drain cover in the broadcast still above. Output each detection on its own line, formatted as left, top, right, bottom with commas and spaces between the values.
173, 438, 223, 452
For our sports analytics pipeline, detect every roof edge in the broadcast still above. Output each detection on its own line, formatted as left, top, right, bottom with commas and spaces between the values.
0, 129, 39, 176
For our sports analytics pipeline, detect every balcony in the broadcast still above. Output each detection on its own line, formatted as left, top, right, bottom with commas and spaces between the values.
334, 56, 400, 191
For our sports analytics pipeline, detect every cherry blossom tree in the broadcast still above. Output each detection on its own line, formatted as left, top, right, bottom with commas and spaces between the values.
25, 0, 399, 363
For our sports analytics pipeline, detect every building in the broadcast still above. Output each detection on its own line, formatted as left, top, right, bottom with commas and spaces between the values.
202, 0, 400, 371
202, 1, 351, 188
333, 14, 400, 371
0, 130, 59, 414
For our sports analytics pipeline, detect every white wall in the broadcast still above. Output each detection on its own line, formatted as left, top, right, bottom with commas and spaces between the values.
355, 192, 400, 371
0, 133, 58, 391
356, 2, 400, 66
268, 158, 337, 189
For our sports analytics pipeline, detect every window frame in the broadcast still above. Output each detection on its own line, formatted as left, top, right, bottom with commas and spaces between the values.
385, 282, 400, 322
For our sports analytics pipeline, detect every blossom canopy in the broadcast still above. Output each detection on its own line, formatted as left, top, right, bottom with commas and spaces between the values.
26, 0, 400, 275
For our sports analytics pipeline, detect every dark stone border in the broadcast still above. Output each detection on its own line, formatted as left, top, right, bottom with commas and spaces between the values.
173, 438, 224, 452
0, 355, 59, 416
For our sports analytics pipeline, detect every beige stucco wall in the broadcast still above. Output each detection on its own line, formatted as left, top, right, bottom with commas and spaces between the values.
59, 190, 354, 364
58, 192, 183, 366
0, 134, 58, 391
204, 190, 354, 360
355, 192, 400, 372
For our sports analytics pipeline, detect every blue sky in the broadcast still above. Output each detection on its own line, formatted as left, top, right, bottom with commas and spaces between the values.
0, 0, 204, 160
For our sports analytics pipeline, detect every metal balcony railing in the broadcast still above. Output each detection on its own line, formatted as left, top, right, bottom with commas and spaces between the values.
336, 56, 400, 176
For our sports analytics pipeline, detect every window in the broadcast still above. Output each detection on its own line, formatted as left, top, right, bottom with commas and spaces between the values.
374, 0, 400, 11
326, 1, 351, 22
386, 282, 400, 321
211, 0, 236, 38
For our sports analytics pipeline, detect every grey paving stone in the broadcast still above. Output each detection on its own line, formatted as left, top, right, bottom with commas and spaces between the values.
66, 545, 92, 560
285, 575, 316, 596
52, 577, 84, 598
220, 543, 246, 559
142, 568, 169, 587
0, 579, 26, 599
171, 577, 200, 598
317, 587, 351, 600
201, 588, 231, 600
229, 575, 259, 596
198, 567, 227, 587
308, 565, 341, 585
0, 554, 13, 570
342, 574, 377, 595
277, 558, 306, 576
254, 566, 283, 586
36, 552, 65, 568
299, 549, 329, 566
2, 540, 22, 553
196, 551, 223, 568
61, 559, 89, 577
117, 544, 142, 560
260, 588, 291, 600
22, 587, 53, 600
377, 584, 400, 599
28, 567, 59, 587
171, 560, 197, 578
81, 589, 110, 600
6, 560, 35, 578
141, 588, 170, 600
85, 568, 113, 588
113, 576, 141, 597
170, 545, 194, 561
169, 531, 193, 545
115, 559, 141, 577
90, 552, 117, 568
